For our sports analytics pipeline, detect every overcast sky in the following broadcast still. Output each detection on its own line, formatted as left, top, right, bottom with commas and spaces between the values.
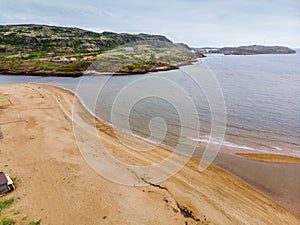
1, 0, 299, 47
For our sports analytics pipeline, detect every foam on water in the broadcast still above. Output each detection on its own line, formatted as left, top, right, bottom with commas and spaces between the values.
187, 136, 269, 153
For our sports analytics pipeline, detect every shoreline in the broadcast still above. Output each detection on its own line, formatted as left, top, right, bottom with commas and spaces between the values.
0, 61, 195, 77
0, 83, 299, 224
0, 58, 201, 77
0, 70, 84, 77
41, 82, 300, 162
49, 83, 300, 218
235, 153, 300, 164
0, 67, 178, 77
43, 85, 300, 217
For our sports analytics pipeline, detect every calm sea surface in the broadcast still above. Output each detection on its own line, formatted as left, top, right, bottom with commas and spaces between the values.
1, 51, 299, 157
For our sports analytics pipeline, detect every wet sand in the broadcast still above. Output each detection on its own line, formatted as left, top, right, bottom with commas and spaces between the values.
214, 152, 300, 217
0, 83, 299, 224
235, 153, 300, 164
192, 146, 300, 217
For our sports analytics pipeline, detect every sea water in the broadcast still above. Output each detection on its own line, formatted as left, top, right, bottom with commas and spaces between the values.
1, 50, 299, 157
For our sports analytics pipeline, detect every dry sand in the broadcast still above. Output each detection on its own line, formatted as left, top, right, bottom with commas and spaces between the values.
0, 83, 299, 225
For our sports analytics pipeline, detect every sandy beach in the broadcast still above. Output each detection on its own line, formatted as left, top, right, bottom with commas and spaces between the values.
0, 83, 299, 225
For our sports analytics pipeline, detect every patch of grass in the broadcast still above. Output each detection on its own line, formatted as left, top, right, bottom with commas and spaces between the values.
39, 63, 59, 71
92, 44, 194, 73
0, 198, 15, 212
0, 197, 40, 225
10, 209, 20, 215
56, 61, 92, 72
118, 61, 176, 74
124, 61, 170, 70
0, 217, 15, 225
21, 215, 28, 221
27, 219, 41, 225
10, 177, 17, 183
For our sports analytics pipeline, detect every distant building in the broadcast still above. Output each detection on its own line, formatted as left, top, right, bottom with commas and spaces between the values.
0, 172, 15, 194
124, 47, 134, 52
83, 56, 94, 60
60, 57, 69, 62
70, 57, 77, 62
51, 57, 60, 62
51, 57, 70, 62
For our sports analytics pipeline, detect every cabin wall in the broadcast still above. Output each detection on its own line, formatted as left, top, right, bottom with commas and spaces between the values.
0, 183, 8, 192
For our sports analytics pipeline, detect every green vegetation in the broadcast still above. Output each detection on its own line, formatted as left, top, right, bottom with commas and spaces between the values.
21, 215, 28, 221
10, 177, 17, 183
90, 44, 196, 74
0, 198, 15, 212
118, 61, 177, 74
0, 199, 16, 225
0, 198, 40, 224
11, 209, 20, 215
0, 24, 162, 56
0, 24, 200, 75
56, 61, 91, 72
0, 217, 15, 225
221, 45, 296, 55
27, 220, 41, 225
195, 45, 296, 55
123, 62, 157, 70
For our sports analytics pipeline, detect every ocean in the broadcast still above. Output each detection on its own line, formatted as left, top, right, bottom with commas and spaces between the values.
1, 50, 299, 157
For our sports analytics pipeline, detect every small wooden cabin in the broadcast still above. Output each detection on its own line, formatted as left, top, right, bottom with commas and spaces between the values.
0, 172, 15, 194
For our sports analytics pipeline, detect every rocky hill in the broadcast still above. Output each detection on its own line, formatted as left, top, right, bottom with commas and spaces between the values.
195, 45, 296, 55
0, 24, 171, 56
221, 45, 296, 55
0, 24, 198, 76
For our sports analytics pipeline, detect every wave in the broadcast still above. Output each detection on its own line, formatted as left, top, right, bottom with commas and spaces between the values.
187, 136, 255, 150
273, 146, 283, 151
186, 136, 300, 157
35, 82, 299, 158
186, 136, 272, 153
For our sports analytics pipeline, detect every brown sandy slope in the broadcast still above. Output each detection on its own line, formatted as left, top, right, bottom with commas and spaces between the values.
0, 83, 299, 225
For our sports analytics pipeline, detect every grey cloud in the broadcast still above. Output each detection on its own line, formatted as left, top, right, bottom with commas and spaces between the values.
0, 0, 299, 47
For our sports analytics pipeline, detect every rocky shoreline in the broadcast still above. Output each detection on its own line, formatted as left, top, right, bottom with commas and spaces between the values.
0, 69, 83, 77
0, 60, 199, 77
0, 65, 179, 77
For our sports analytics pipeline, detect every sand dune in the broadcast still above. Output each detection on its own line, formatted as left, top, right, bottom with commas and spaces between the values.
0, 83, 299, 224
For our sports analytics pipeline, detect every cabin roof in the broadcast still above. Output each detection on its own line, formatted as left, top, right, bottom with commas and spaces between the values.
0, 172, 8, 185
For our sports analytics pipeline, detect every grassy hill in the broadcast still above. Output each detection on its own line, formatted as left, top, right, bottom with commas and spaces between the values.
0, 24, 199, 76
